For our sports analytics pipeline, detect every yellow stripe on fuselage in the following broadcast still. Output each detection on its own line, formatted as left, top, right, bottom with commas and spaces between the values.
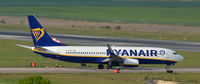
32, 49, 177, 62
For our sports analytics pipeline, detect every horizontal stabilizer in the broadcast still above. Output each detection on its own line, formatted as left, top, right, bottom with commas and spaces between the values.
17, 44, 33, 49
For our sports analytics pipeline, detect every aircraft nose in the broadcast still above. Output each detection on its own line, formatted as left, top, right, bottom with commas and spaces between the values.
178, 55, 184, 61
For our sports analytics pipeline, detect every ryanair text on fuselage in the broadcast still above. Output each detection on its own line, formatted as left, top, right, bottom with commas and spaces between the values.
106, 49, 165, 56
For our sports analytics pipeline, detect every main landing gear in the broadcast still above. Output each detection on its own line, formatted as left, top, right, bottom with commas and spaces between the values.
107, 62, 113, 69
98, 64, 104, 69
98, 62, 116, 69
98, 63, 114, 69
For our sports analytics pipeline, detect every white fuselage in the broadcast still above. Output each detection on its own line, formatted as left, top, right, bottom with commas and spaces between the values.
33, 46, 184, 64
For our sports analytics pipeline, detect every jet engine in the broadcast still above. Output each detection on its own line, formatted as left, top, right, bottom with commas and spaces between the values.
123, 58, 139, 67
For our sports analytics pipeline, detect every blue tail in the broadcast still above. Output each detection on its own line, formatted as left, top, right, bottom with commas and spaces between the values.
28, 15, 66, 47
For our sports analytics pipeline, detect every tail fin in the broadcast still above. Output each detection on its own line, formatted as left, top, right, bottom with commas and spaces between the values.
28, 15, 66, 47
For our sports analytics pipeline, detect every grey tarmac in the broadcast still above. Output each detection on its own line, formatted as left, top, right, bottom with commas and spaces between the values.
1, 30, 200, 52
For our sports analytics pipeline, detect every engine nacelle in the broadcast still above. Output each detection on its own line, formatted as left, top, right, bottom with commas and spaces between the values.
123, 58, 139, 67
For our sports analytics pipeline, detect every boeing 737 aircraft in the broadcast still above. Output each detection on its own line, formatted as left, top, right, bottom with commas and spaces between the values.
18, 15, 184, 69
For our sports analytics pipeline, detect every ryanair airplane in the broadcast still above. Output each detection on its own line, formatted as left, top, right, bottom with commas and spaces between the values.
18, 15, 184, 69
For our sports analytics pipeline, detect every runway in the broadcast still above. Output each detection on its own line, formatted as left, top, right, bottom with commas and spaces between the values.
1, 30, 200, 52
0, 67, 200, 73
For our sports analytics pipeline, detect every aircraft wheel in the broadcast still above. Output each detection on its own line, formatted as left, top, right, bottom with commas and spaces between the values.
98, 64, 104, 69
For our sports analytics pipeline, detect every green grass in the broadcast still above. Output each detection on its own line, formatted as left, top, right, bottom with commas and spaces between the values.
174, 51, 200, 67
1, 6, 200, 26
0, 0, 200, 7
0, 39, 200, 67
0, 73, 199, 84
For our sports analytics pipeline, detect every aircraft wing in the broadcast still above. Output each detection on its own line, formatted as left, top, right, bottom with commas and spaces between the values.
103, 44, 124, 63
103, 44, 139, 68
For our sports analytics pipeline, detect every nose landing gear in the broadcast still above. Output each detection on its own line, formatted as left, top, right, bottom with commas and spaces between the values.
165, 64, 175, 74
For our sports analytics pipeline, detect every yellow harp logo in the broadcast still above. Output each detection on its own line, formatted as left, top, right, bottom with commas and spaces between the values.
32, 28, 44, 42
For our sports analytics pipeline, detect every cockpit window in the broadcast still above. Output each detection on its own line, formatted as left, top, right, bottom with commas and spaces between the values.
173, 52, 178, 55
